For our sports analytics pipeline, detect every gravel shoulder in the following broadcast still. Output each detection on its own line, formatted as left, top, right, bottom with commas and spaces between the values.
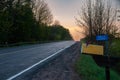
31, 42, 81, 80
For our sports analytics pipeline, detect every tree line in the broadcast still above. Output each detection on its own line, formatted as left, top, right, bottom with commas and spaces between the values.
0, 0, 72, 45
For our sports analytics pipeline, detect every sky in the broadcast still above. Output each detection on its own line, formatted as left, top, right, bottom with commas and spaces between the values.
46, 0, 120, 41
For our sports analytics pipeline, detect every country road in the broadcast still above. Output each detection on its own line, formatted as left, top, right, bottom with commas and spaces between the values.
0, 41, 76, 80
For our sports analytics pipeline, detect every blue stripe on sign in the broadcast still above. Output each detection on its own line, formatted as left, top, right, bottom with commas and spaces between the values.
96, 35, 108, 41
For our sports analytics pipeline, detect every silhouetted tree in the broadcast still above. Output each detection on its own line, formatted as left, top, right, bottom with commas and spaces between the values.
32, 0, 53, 25
49, 25, 72, 40
76, 0, 118, 39
53, 20, 60, 26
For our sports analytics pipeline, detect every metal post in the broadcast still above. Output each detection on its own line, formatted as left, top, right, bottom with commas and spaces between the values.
105, 41, 110, 80
105, 41, 109, 55
105, 66, 110, 80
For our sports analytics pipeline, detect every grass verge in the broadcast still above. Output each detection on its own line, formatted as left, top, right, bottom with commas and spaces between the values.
75, 54, 120, 80
109, 39, 120, 74
110, 39, 120, 56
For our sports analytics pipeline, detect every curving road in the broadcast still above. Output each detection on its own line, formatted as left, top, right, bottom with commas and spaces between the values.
0, 41, 75, 80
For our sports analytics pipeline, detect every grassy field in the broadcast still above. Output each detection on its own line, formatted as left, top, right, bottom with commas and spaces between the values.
75, 54, 120, 80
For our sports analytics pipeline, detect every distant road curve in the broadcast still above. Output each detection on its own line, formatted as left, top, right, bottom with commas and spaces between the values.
0, 41, 76, 80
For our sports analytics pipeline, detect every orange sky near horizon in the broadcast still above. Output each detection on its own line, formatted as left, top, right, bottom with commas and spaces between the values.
68, 27, 85, 41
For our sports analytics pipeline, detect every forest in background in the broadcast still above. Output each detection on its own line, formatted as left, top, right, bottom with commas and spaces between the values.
0, 0, 72, 45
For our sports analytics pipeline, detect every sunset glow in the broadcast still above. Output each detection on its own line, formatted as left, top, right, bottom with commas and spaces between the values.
46, 0, 120, 41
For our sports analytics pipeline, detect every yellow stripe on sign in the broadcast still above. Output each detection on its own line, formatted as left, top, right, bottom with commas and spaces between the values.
81, 43, 104, 55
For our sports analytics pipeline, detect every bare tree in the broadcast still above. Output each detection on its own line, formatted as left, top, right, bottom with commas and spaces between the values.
32, 0, 53, 25
76, 0, 117, 39
53, 20, 60, 26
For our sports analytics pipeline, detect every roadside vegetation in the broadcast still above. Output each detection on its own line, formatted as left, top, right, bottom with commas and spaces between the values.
75, 54, 120, 80
110, 39, 120, 56
109, 38, 120, 74
0, 0, 72, 46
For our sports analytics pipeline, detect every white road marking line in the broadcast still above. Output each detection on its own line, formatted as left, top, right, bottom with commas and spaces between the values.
7, 42, 75, 80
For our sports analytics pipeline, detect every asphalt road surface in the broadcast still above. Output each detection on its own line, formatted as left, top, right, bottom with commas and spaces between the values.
0, 41, 75, 80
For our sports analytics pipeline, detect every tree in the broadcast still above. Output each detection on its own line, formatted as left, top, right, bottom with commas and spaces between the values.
0, 0, 6, 12
53, 20, 60, 26
49, 24, 73, 40
32, 0, 53, 25
0, 0, 41, 43
76, 0, 117, 40
0, 0, 15, 44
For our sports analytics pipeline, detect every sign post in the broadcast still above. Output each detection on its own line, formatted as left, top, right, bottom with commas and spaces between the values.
96, 35, 110, 80
81, 34, 120, 80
